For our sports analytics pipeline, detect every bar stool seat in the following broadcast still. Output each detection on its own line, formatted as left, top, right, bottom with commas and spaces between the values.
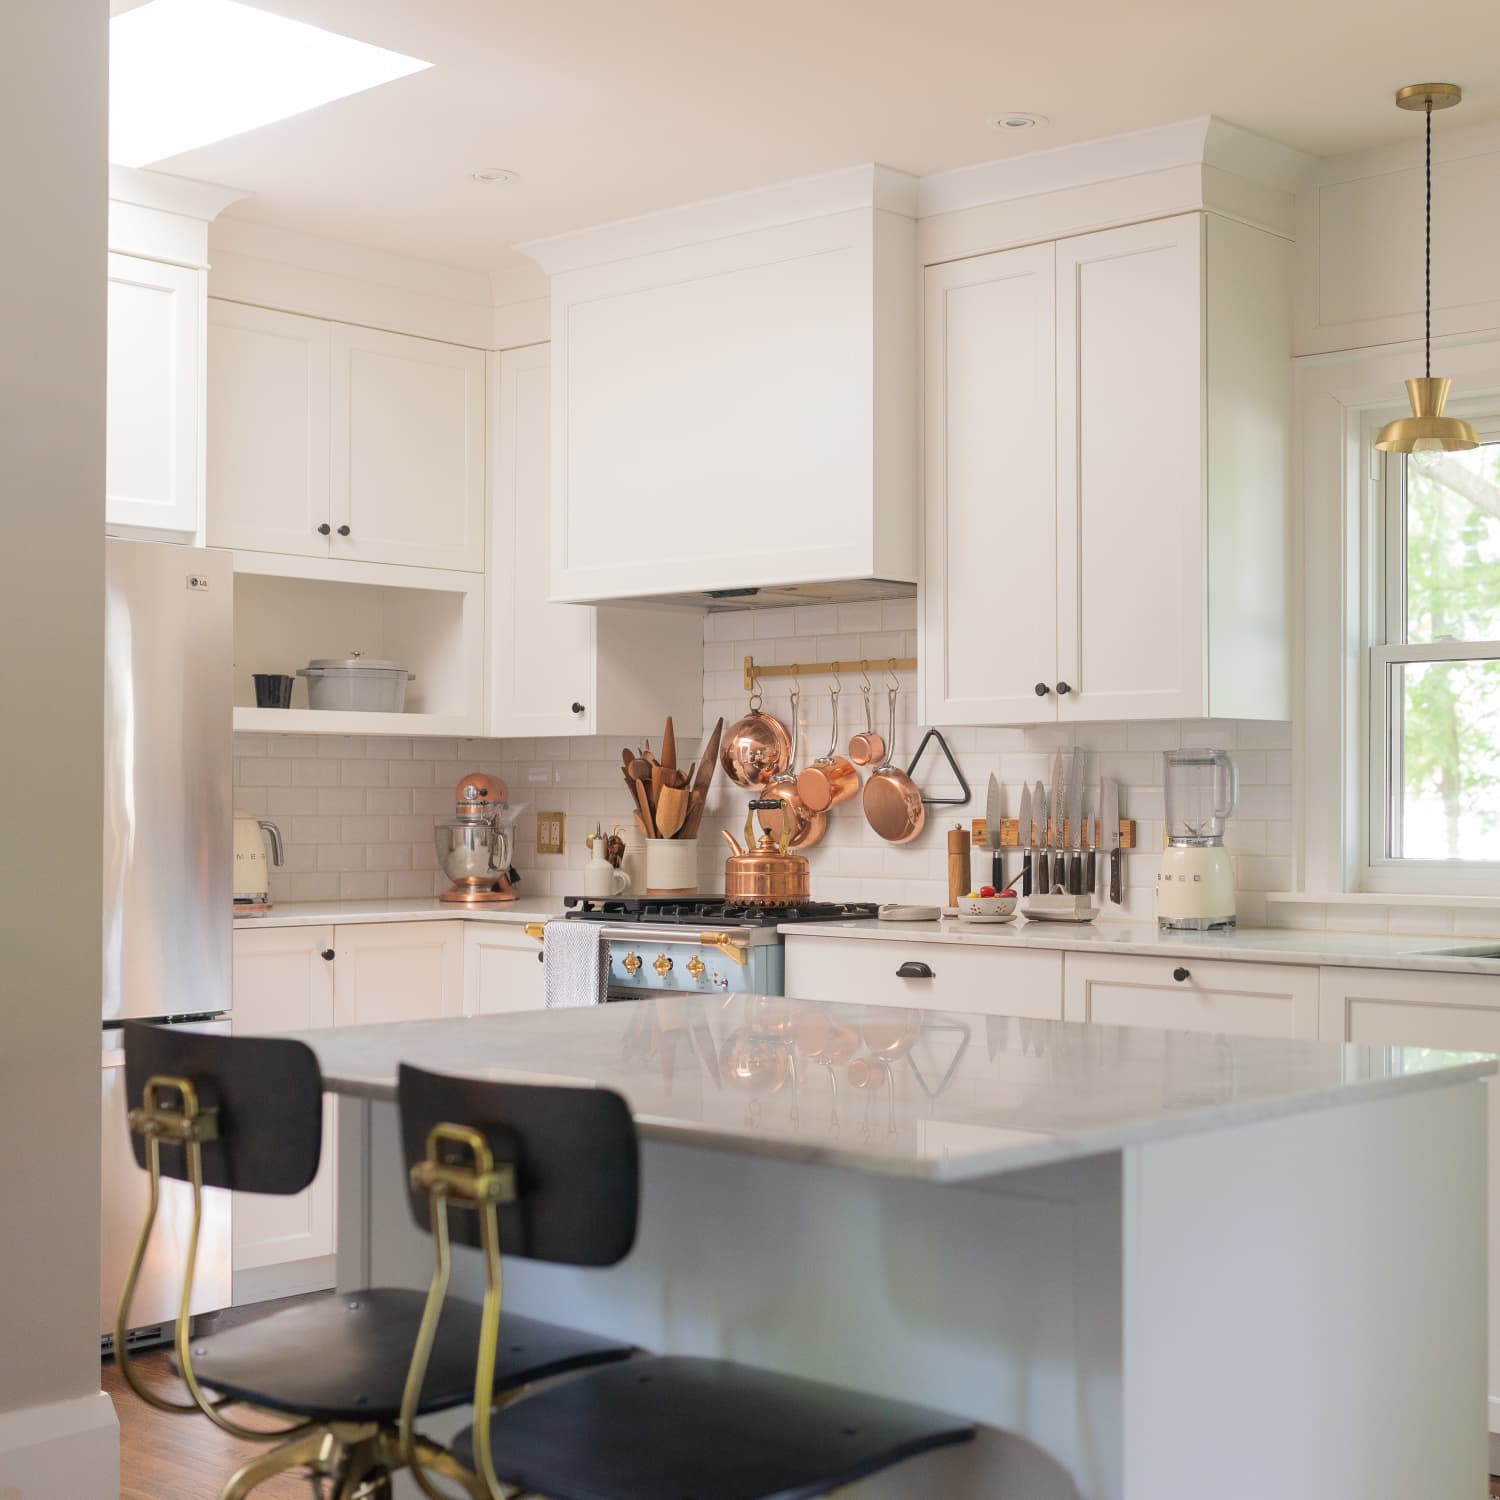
451, 1354, 974, 1500
177, 1289, 632, 1424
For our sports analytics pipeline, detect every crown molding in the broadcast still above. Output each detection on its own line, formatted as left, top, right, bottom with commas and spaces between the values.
108, 164, 249, 222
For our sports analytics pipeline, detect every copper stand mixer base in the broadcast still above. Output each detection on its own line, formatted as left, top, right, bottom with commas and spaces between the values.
440, 879, 518, 904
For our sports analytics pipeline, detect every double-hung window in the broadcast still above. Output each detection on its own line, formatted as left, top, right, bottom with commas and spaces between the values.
1367, 420, 1500, 891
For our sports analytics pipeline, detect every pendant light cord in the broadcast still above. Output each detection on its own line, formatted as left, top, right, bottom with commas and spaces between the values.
1425, 98, 1433, 380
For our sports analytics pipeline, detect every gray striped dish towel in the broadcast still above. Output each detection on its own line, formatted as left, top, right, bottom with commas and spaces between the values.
542, 920, 610, 1008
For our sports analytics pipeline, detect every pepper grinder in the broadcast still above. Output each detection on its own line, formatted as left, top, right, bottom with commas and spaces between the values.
947, 824, 971, 907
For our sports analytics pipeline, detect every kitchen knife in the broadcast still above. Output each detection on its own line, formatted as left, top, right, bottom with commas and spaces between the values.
986, 773, 1004, 890
1084, 783, 1098, 892
1102, 777, 1121, 905
1065, 747, 1085, 894
1031, 780, 1048, 895
1048, 753, 1065, 894
1017, 783, 1033, 897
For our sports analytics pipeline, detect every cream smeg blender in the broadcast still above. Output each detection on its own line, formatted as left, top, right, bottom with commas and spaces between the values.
1157, 749, 1238, 930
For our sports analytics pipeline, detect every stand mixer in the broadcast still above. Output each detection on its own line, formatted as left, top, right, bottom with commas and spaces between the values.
434, 772, 522, 904
1157, 749, 1238, 930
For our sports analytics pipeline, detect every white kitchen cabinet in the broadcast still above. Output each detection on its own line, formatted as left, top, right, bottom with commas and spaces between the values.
528, 168, 918, 605
229, 925, 337, 1296
921, 211, 1292, 725
784, 935, 1063, 1017
206, 302, 331, 558
206, 302, 485, 573
331, 920, 465, 1027
1064, 952, 1319, 1038
1319, 966, 1500, 1437
106, 253, 203, 537
487, 345, 704, 738
331, 325, 485, 572
464, 924, 546, 1014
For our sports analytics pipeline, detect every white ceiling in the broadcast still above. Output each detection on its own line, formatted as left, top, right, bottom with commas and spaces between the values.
140, 0, 1500, 273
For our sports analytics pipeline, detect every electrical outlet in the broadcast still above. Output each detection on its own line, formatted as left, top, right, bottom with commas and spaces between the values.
536, 812, 566, 855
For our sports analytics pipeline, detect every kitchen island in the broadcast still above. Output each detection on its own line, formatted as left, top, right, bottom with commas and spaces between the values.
301, 996, 1492, 1500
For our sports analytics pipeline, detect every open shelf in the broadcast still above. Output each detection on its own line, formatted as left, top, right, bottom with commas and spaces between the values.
232, 557, 484, 736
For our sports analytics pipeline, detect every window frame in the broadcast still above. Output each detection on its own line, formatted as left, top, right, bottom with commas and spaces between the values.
1362, 409, 1500, 895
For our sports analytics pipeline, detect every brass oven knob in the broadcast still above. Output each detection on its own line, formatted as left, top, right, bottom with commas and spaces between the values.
653, 954, 674, 978
622, 951, 642, 976
686, 954, 706, 981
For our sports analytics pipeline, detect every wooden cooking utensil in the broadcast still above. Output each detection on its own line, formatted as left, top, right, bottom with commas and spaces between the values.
656, 785, 690, 838
660, 766, 688, 790
661, 717, 677, 773
651, 763, 665, 805
628, 749, 652, 780
632, 776, 658, 839
684, 717, 724, 839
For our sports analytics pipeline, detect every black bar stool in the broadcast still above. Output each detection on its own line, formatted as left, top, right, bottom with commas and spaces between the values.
115, 1023, 634, 1499
397, 1063, 975, 1500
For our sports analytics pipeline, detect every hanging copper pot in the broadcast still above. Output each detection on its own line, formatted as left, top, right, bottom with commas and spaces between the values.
720, 685, 792, 788
757, 687, 826, 849
863, 684, 925, 844
847, 678, 886, 767
797, 682, 861, 812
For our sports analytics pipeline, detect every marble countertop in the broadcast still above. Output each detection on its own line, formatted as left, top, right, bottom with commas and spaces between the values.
234, 896, 569, 929
293, 995, 1494, 1185
780, 917, 1500, 974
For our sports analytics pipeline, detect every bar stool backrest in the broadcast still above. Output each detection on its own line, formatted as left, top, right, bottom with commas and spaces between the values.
124, 1022, 324, 1194
397, 1064, 639, 1267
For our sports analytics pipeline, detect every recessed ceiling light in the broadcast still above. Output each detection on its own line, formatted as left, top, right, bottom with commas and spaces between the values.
470, 168, 520, 185
989, 113, 1048, 131
109, 0, 432, 168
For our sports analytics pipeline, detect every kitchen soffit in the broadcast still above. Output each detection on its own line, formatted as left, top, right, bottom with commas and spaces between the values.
141, 0, 1500, 274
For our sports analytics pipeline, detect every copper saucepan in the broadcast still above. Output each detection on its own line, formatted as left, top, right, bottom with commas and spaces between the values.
720, 687, 792, 788
796, 683, 860, 812
847, 679, 886, 767
862, 685, 925, 844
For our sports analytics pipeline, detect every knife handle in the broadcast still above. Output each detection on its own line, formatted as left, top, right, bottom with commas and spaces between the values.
992, 850, 1005, 892
1034, 852, 1048, 895
1084, 850, 1097, 891
1067, 853, 1083, 895
1021, 854, 1032, 897
1109, 848, 1122, 905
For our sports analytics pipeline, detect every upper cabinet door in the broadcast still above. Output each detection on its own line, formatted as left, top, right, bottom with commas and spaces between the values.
1055, 214, 1206, 721
922, 244, 1057, 725
106, 254, 202, 536
489, 345, 597, 737
330, 327, 485, 572
206, 301, 331, 558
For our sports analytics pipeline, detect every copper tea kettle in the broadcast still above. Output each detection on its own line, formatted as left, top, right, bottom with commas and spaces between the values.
721, 799, 811, 907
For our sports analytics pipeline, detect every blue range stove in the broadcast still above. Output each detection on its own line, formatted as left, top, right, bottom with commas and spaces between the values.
562, 896, 879, 998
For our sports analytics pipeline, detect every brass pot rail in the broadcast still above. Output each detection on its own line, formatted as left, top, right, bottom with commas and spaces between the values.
742, 655, 916, 694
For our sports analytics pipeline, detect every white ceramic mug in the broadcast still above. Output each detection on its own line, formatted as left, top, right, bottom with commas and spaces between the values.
645, 838, 698, 896
583, 857, 630, 899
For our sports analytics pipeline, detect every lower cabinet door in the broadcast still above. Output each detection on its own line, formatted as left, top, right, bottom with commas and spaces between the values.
332, 920, 465, 1025
784, 936, 1064, 1017
1320, 965, 1500, 1436
1063, 953, 1320, 1038
465, 925, 547, 1014
230, 926, 337, 1291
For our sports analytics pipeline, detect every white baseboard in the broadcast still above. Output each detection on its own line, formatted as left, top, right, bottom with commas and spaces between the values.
0, 1389, 118, 1499
232, 1255, 335, 1307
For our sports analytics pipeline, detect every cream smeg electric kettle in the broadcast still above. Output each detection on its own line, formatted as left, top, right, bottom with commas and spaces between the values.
233, 812, 284, 911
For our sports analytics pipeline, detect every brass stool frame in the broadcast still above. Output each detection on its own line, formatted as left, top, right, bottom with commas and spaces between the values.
116, 1073, 487, 1500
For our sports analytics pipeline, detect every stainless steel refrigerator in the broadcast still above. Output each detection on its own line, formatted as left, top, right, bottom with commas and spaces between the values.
100, 538, 234, 1348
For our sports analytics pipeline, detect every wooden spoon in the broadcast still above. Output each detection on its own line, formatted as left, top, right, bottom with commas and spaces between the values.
684, 717, 723, 839
656, 785, 690, 838
662, 717, 677, 773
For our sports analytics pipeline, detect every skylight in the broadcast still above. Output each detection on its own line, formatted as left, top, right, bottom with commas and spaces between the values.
109, 0, 432, 168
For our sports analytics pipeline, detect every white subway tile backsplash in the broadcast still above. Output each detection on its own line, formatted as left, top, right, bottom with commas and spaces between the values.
291, 758, 340, 787
340, 760, 390, 787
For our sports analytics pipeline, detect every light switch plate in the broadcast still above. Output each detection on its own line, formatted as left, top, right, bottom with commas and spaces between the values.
536, 812, 566, 855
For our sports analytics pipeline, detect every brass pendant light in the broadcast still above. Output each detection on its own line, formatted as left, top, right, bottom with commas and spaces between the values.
1376, 83, 1478, 453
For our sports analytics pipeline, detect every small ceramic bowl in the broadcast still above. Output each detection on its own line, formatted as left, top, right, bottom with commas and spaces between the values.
955, 892, 1018, 922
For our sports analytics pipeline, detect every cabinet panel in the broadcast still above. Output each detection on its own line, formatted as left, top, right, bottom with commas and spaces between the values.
464, 925, 546, 1014
206, 301, 331, 558
1056, 214, 1205, 721
1319, 966, 1500, 1433
1064, 953, 1318, 1039
332, 920, 465, 1026
106, 254, 201, 535
922, 246, 1057, 724
331, 327, 485, 572
230, 926, 336, 1276
785, 936, 1063, 1017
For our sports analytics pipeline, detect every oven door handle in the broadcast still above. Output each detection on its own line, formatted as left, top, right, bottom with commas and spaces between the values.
699, 932, 748, 966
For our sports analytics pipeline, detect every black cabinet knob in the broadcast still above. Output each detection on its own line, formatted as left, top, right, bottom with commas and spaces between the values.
571, 702, 585, 715
316, 523, 331, 536
1034, 682, 1050, 697
1172, 967, 1190, 983
537, 950, 545, 964
896, 961, 935, 979
1056, 681, 1072, 695
337, 524, 351, 537
321, 949, 335, 962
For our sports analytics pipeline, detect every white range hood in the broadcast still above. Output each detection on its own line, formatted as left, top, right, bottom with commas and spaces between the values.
521, 166, 918, 609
